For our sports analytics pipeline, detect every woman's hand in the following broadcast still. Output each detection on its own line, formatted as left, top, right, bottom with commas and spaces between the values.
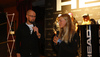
53, 36, 59, 44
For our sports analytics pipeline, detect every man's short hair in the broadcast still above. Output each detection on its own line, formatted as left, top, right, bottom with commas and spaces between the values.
82, 14, 89, 18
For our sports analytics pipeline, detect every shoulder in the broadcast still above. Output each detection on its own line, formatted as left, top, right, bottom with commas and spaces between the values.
16, 23, 28, 31
73, 33, 79, 39
74, 33, 78, 36
18, 23, 27, 28
73, 32, 80, 42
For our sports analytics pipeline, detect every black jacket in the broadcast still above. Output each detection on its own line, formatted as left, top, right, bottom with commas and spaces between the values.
15, 23, 40, 56
56, 33, 79, 57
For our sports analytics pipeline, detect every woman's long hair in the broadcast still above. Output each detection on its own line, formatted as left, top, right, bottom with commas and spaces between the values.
58, 14, 75, 43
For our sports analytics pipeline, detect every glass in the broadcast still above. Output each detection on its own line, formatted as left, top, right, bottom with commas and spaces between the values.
28, 15, 36, 18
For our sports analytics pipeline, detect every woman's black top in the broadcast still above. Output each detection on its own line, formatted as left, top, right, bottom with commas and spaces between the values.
57, 33, 79, 57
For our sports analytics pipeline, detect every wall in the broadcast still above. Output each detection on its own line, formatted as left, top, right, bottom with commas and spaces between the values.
0, 13, 7, 57
56, 0, 100, 24
45, 0, 100, 57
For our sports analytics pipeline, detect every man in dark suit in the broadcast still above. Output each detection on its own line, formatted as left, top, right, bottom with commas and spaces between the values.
15, 10, 41, 57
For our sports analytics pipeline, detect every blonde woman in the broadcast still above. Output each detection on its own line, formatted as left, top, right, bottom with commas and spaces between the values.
53, 14, 79, 57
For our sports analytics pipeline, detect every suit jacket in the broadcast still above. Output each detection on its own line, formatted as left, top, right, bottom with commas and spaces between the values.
15, 23, 40, 56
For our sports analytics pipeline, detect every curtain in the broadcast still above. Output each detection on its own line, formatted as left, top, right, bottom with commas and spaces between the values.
17, 0, 32, 25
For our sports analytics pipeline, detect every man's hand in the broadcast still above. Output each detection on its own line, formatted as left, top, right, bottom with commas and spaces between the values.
32, 26, 41, 38
33, 26, 39, 33
16, 53, 21, 57
37, 32, 41, 39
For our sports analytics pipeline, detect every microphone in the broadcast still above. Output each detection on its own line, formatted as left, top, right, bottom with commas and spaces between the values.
56, 31, 59, 37
32, 22, 41, 38
33, 22, 36, 26
54, 31, 59, 45
32, 22, 36, 33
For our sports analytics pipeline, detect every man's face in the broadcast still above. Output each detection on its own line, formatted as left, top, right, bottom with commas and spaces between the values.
83, 16, 89, 22
26, 12, 36, 24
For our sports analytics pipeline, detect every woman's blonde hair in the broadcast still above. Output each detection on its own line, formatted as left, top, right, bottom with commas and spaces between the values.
58, 14, 75, 43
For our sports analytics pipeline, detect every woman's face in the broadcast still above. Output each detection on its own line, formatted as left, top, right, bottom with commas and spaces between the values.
58, 17, 67, 28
